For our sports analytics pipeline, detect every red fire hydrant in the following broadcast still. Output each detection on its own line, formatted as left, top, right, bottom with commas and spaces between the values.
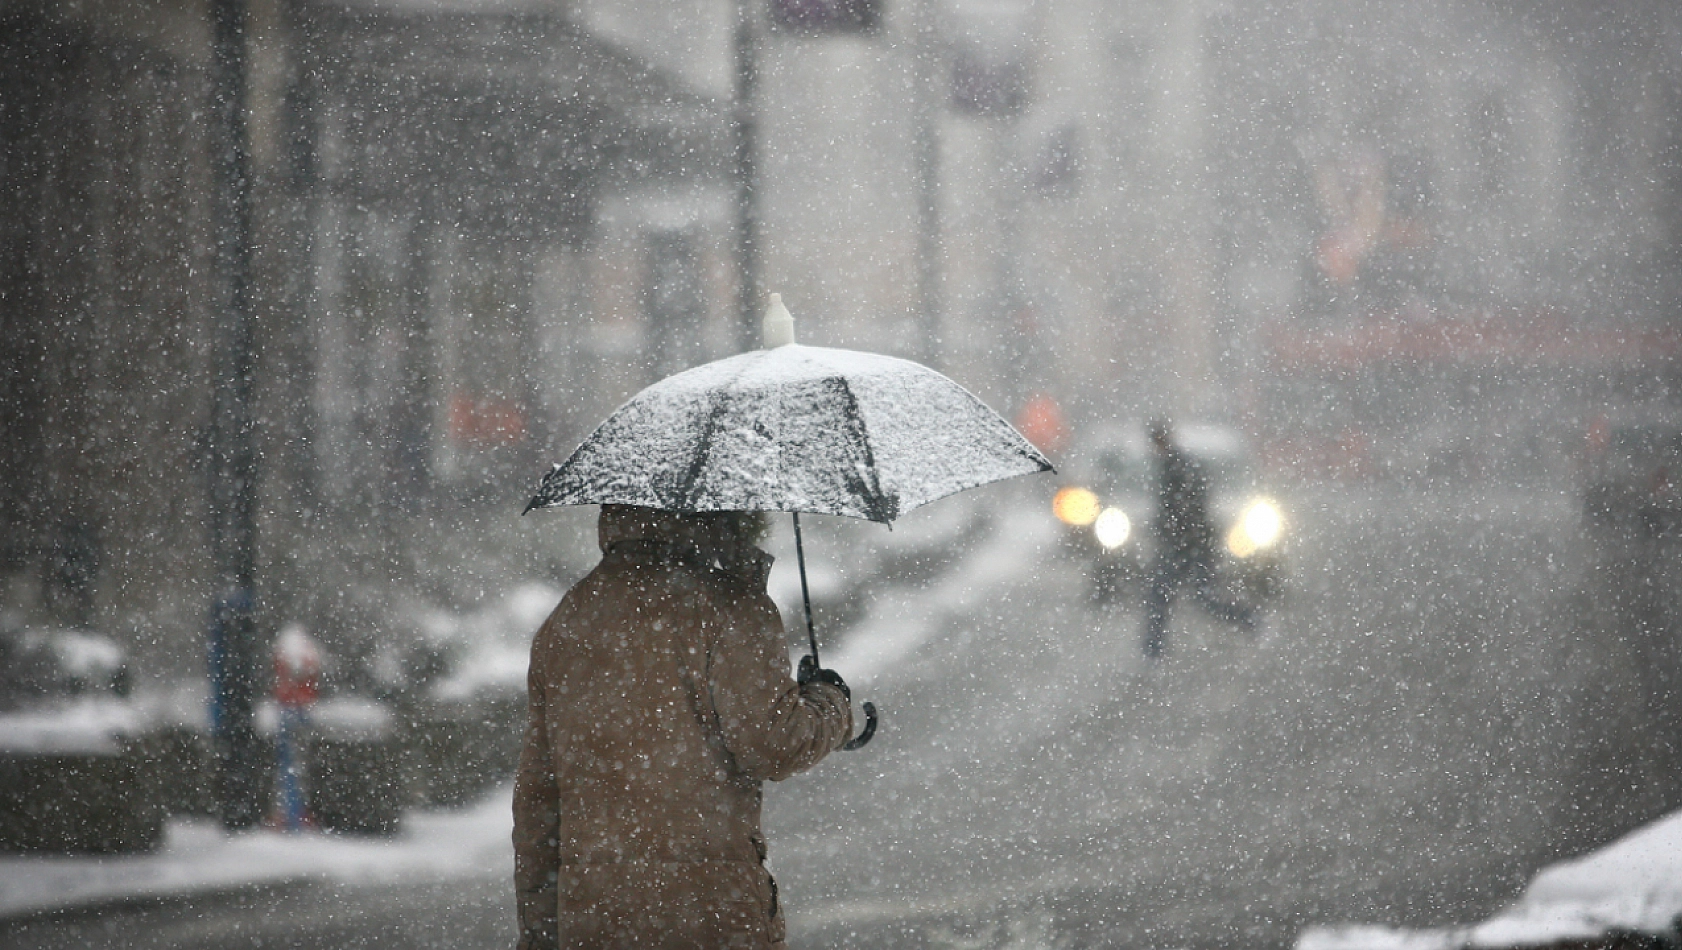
272, 624, 322, 831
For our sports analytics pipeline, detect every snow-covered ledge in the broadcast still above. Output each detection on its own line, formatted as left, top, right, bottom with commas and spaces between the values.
1298, 810, 1682, 950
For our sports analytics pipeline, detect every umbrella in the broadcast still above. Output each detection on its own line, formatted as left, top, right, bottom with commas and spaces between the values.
525, 294, 1054, 748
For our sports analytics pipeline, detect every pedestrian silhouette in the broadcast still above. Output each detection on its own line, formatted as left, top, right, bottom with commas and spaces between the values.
1141, 420, 1257, 658
513, 505, 853, 950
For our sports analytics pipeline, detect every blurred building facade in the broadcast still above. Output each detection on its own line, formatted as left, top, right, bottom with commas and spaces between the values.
3, 0, 1681, 669
2, 1, 222, 664
661, 0, 1682, 477
0, 0, 732, 671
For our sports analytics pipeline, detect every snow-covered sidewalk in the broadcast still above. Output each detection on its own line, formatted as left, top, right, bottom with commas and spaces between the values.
1299, 809, 1682, 950
0, 787, 514, 921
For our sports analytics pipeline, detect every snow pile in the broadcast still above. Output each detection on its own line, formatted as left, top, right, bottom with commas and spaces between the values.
45, 630, 126, 684
0, 698, 147, 755
768, 552, 847, 611
254, 696, 394, 741
0, 787, 515, 920
395, 582, 560, 703
1298, 810, 1682, 950
825, 502, 1055, 686
429, 646, 528, 703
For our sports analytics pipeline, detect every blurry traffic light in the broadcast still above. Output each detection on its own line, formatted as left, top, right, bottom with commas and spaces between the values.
769, 0, 881, 35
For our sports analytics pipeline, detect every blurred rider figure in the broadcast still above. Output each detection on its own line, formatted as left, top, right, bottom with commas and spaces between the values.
1141, 419, 1257, 658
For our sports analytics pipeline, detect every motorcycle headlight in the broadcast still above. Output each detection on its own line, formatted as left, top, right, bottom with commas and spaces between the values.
1053, 486, 1101, 527
1226, 498, 1284, 559
1093, 508, 1132, 549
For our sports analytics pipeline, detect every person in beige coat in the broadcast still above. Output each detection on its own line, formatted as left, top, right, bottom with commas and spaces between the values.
514, 504, 854, 950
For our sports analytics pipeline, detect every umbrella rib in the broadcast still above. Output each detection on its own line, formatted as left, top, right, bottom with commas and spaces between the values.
672, 357, 753, 509
831, 374, 894, 522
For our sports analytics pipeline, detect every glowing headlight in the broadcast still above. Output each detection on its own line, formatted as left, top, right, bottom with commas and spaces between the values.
1093, 508, 1132, 549
1053, 487, 1101, 527
1226, 498, 1284, 559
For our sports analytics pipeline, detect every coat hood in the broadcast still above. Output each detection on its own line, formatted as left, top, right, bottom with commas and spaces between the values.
598, 504, 715, 556
597, 505, 775, 590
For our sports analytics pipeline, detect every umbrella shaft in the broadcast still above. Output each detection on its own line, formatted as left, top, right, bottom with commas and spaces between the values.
792, 512, 821, 665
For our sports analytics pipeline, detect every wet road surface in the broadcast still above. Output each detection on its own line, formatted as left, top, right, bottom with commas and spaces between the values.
8, 485, 1677, 950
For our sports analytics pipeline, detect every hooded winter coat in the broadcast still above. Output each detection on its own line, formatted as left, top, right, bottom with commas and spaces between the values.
513, 505, 853, 950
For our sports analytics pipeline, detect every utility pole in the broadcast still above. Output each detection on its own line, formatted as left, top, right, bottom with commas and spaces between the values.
733, 0, 762, 352
992, 112, 1027, 407
910, 0, 943, 370
1155, 0, 1214, 419
207, 0, 264, 831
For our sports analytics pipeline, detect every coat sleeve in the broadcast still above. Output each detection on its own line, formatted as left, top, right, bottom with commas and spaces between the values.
707, 591, 853, 782
512, 631, 560, 950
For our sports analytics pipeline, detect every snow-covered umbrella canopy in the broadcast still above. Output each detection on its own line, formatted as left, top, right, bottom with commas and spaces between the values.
525, 301, 1052, 523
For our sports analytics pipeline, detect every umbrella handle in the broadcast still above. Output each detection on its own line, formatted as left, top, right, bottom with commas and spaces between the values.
790, 512, 875, 751
842, 701, 878, 751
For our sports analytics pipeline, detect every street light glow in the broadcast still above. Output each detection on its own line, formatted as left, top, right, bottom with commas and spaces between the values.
1053, 486, 1101, 526
1227, 498, 1284, 558
1094, 507, 1132, 549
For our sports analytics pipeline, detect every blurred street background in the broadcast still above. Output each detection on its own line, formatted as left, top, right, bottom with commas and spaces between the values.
3, 0, 1681, 946
6, 482, 1680, 948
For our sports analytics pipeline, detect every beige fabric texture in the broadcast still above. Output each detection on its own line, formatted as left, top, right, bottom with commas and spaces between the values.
514, 506, 852, 950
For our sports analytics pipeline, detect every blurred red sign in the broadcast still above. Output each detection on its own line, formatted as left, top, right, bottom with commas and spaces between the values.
1016, 392, 1069, 457
1264, 311, 1682, 371
449, 392, 526, 447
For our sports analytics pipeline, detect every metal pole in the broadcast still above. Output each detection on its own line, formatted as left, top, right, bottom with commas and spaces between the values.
911, 0, 943, 370
791, 512, 821, 665
992, 115, 1027, 409
207, 0, 264, 831
1157, 0, 1212, 418
733, 0, 762, 353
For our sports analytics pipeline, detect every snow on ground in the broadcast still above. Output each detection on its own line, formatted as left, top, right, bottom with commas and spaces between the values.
0, 492, 1028, 924
822, 500, 1056, 686
402, 581, 561, 703
0, 787, 514, 921
1298, 809, 1682, 950
16, 486, 1676, 943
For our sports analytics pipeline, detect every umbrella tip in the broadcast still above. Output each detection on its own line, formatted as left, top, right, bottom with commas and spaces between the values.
762, 292, 795, 348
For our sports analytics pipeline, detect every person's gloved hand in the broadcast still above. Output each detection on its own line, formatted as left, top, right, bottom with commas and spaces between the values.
797, 654, 850, 700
